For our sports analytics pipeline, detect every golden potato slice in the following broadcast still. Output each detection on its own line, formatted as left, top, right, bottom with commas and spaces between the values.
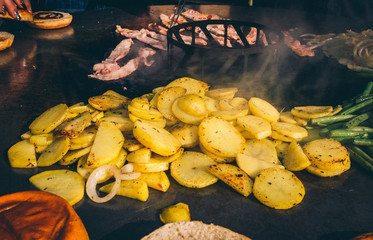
68, 102, 90, 114
77, 148, 127, 182
90, 110, 105, 123
88, 95, 125, 111
171, 98, 205, 125
303, 138, 350, 171
8, 140, 37, 168
218, 98, 234, 111
230, 97, 250, 110
137, 171, 170, 192
59, 146, 91, 166
171, 151, 218, 188
159, 203, 191, 224
132, 158, 169, 172
253, 168, 305, 209
37, 137, 70, 167
274, 141, 290, 160
29, 104, 69, 134
100, 179, 149, 202
206, 88, 238, 100
279, 111, 298, 125
168, 123, 199, 148
293, 116, 309, 126
282, 141, 311, 171
97, 115, 134, 132
242, 139, 279, 164
207, 163, 253, 197
176, 94, 207, 118
54, 111, 92, 138
104, 108, 129, 117
157, 86, 187, 121
270, 130, 301, 142
305, 158, 350, 177
236, 153, 284, 179
123, 138, 143, 152
236, 115, 272, 139
69, 126, 97, 150
128, 105, 164, 122
128, 113, 167, 128
86, 122, 124, 168
130, 96, 151, 111
291, 106, 333, 119
29, 133, 54, 146
151, 147, 184, 163
248, 97, 279, 122
102, 90, 131, 103
133, 119, 181, 156
199, 143, 235, 163
29, 170, 85, 205
126, 148, 151, 163
199, 117, 245, 158
271, 122, 308, 139
204, 96, 220, 114
165, 77, 209, 97
210, 109, 249, 121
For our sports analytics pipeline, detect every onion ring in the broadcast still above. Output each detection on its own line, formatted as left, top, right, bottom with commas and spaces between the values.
86, 164, 121, 203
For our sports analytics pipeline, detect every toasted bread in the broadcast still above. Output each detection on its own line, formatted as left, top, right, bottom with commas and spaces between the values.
0, 32, 14, 51
141, 221, 251, 240
27, 11, 73, 29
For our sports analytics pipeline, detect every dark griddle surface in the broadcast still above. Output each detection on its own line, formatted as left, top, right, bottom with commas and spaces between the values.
0, 5, 372, 240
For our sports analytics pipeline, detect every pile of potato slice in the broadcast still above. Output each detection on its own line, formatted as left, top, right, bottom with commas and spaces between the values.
7, 77, 350, 210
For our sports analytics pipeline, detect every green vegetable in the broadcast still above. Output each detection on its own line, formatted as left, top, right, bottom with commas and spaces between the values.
347, 146, 373, 175
344, 113, 371, 128
339, 99, 373, 115
362, 81, 373, 96
319, 122, 346, 137
353, 138, 373, 146
310, 114, 356, 126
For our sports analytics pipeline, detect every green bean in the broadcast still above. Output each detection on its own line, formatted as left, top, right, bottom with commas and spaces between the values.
348, 126, 373, 133
347, 145, 373, 166
362, 81, 373, 96
347, 146, 373, 175
353, 138, 373, 146
339, 99, 373, 115
319, 122, 346, 137
345, 113, 371, 128
328, 129, 369, 138
310, 114, 356, 125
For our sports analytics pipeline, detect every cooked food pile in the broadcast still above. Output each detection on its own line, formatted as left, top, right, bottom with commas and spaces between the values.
8, 77, 373, 210
301, 29, 373, 74
89, 9, 314, 81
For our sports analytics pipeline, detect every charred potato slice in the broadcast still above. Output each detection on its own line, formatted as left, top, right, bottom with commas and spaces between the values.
88, 95, 125, 111
253, 168, 305, 209
54, 111, 92, 138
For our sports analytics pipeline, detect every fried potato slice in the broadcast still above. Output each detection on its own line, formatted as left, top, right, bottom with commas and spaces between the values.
54, 111, 92, 138
86, 122, 124, 168
130, 96, 151, 111
128, 105, 164, 122
236, 115, 272, 139
305, 158, 350, 177
128, 114, 167, 128
236, 153, 284, 179
95, 115, 134, 133
165, 77, 209, 97
159, 203, 191, 224
271, 122, 308, 139
59, 146, 91, 166
29, 104, 69, 134
102, 90, 131, 103
29, 170, 85, 205
157, 86, 187, 121
69, 126, 97, 150
168, 123, 199, 148
151, 147, 184, 163
131, 158, 169, 172
133, 119, 181, 156
204, 96, 220, 115
170, 151, 218, 188
210, 109, 249, 121
137, 171, 170, 192
291, 106, 333, 119
207, 163, 253, 197
248, 97, 279, 122
126, 148, 151, 163
29, 133, 54, 146
199, 143, 235, 163
37, 137, 70, 167
282, 141, 311, 171
8, 140, 37, 168
123, 138, 144, 152
279, 111, 298, 125
77, 148, 127, 182
171, 98, 205, 125
100, 179, 149, 202
199, 117, 245, 158
242, 139, 279, 164
206, 88, 238, 100
303, 138, 350, 171
270, 130, 302, 142
253, 168, 305, 209
88, 95, 126, 111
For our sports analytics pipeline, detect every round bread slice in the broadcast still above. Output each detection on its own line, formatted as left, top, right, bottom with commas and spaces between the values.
0, 32, 14, 51
0, 191, 89, 240
141, 221, 251, 240
28, 11, 73, 29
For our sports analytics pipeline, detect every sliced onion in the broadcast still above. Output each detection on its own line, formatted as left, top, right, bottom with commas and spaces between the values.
120, 163, 134, 173
86, 164, 121, 203
121, 172, 141, 180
